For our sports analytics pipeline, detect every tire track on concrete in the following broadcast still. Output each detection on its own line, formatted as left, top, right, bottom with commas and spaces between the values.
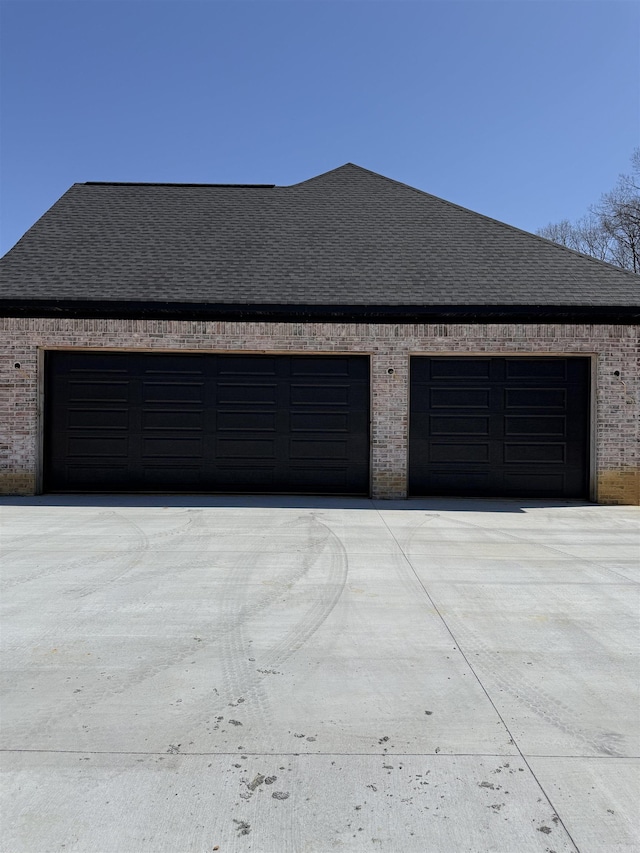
2, 520, 224, 747
0, 512, 107, 557
1, 510, 172, 591
258, 517, 349, 669
432, 613, 626, 756
399, 512, 627, 757
63, 512, 151, 599
212, 534, 313, 753
389, 514, 442, 602
65, 510, 235, 603
5, 511, 201, 598
65, 512, 197, 599
195, 515, 348, 751
3, 515, 344, 748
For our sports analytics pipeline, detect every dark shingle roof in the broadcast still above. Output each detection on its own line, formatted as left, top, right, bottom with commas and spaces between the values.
1, 163, 638, 311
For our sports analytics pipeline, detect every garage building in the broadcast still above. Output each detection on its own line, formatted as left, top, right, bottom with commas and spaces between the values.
1, 164, 638, 503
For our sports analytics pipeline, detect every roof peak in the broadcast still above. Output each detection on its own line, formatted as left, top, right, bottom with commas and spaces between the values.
286, 162, 375, 187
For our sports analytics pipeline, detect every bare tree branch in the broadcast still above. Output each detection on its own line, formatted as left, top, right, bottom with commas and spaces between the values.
537, 149, 640, 274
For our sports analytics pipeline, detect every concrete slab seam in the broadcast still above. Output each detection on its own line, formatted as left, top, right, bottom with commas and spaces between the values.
375, 506, 585, 853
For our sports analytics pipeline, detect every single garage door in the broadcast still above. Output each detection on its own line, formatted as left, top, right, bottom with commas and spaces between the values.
409, 357, 590, 498
45, 352, 370, 494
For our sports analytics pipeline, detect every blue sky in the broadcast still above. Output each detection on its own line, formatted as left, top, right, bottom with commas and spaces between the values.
1, 0, 638, 255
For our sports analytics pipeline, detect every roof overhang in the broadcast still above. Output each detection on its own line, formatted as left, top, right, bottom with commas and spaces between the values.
1, 300, 638, 324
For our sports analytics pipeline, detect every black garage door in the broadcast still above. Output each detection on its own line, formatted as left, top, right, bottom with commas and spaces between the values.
409, 357, 590, 498
45, 352, 370, 494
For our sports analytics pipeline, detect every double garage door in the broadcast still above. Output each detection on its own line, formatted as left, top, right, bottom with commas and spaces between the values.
45, 352, 590, 498
45, 352, 370, 495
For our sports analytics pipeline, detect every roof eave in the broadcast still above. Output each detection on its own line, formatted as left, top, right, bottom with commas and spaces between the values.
1, 300, 638, 324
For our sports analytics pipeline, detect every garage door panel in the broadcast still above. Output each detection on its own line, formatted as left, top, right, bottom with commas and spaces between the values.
290, 412, 349, 432
142, 437, 203, 458
64, 357, 128, 374
426, 471, 491, 493
216, 411, 276, 432
504, 416, 566, 435
429, 359, 491, 379
141, 467, 205, 487
430, 443, 490, 463
68, 381, 129, 402
505, 358, 567, 379
290, 438, 348, 460
66, 436, 129, 458
503, 472, 566, 494
142, 410, 204, 430
67, 408, 129, 430
143, 382, 205, 403
290, 384, 350, 406
45, 352, 369, 494
431, 388, 490, 408
504, 443, 566, 463
430, 416, 489, 435
216, 438, 276, 459
214, 466, 275, 486
286, 466, 349, 489
63, 465, 128, 488
410, 357, 589, 498
290, 356, 351, 376
505, 388, 567, 408
217, 384, 278, 405
218, 356, 277, 375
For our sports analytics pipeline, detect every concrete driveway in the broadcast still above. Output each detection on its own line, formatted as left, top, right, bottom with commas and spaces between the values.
1, 496, 638, 853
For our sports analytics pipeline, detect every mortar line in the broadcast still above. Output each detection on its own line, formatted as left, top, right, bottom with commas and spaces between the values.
376, 507, 583, 853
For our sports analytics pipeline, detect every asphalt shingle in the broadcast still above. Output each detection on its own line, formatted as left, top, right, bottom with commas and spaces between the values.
1, 164, 638, 307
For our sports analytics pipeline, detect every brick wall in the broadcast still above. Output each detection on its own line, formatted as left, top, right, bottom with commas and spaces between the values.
1, 318, 638, 503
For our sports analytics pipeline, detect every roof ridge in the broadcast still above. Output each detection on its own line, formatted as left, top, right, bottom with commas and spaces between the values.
285, 163, 363, 187
82, 181, 275, 188
343, 164, 640, 279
